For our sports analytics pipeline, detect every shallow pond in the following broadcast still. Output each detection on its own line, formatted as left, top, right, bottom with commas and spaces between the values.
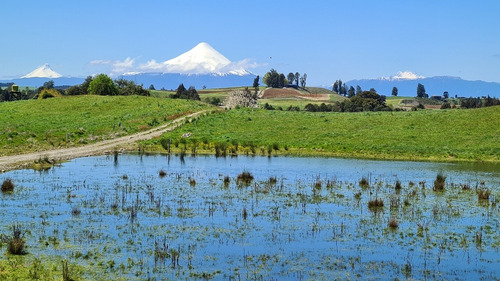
1, 154, 499, 280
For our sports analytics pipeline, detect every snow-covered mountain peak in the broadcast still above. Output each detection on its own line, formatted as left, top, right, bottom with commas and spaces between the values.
21, 64, 62, 78
139, 42, 251, 76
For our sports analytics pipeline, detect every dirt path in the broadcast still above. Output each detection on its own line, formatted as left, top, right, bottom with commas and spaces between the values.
0, 110, 206, 172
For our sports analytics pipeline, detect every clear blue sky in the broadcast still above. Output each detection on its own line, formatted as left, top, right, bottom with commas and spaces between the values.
2, 0, 500, 86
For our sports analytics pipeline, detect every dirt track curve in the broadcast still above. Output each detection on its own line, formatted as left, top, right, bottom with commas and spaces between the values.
0, 110, 206, 172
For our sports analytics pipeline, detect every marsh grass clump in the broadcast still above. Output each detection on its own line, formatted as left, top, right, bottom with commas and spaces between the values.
159, 170, 167, 178
7, 224, 26, 255
1, 178, 14, 192
237, 171, 254, 186
477, 189, 490, 201
433, 173, 446, 191
269, 176, 277, 185
71, 207, 81, 216
314, 179, 322, 190
395, 180, 402, 190
189, 178, 196, 187
242, 207, 248, 220
223, 176, 230, 187
154, 237, 169, 267
359, 177, 369, 188
62, 260, 75, 281
388, 218, 399, 228
214, 142, 228, 157
368, 198, 384, 209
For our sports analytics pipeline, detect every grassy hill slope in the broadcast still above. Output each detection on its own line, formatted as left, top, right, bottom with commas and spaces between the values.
0, 95, 208, 156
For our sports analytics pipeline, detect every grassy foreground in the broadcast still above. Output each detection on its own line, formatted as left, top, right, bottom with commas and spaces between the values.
143, 106, 500, 162
0, 95, 208, 156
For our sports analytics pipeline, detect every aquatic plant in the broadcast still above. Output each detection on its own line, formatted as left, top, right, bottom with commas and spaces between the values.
71, 207, 81, 216
154, 237, 169, 267
433, 173, 446, 191
1, 178, 14, 192
359, 177, 369, 188
7, 224, 26, 255
368, 198, 384, 209
314, 179, 322, 190
237, 171, 254, 186
388, 218, 399, 228
477, 189, 490, 201
242, 207, 248, 220
62, 260, 74, 281
214, 142, 228, 157
269, 176, 277, 185
159, 170, 167, 177
223, 176, 230, 187
395, 180, 402, 190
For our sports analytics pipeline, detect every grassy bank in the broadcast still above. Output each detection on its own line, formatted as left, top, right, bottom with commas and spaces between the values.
0, 95, 208, 156
143, 106, 500, 162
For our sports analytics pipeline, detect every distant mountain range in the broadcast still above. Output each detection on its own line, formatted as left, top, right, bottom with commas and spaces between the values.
1, 73, 255, 90
346, 73, 500, 98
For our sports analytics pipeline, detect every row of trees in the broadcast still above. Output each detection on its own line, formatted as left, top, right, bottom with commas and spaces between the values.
67, 74, 149, 96
262, 69, 307, 88
1, 74, 151, 103
304, 91, 391, 112
170, 84, 200, 100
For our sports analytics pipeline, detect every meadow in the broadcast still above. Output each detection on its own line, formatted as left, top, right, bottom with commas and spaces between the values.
0, 95, 208, 156
143, 106, 500, 162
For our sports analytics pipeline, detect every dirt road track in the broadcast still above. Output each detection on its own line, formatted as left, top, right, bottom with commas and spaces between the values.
0, 111, 206, 172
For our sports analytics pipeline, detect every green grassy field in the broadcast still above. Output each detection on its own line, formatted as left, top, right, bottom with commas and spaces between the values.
143, 106, 500, 162
0, 95, 208, 156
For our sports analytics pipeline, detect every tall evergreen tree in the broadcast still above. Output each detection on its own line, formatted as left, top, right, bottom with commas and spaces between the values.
392, 87, 398, 96
417, 83, 427, 98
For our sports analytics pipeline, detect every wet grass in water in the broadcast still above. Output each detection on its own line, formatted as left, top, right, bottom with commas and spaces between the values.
0, 154, 498, 280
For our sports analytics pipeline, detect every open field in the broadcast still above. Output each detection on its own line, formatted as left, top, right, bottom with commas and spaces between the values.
143, 106, 500, 162
0, 95, 209, 156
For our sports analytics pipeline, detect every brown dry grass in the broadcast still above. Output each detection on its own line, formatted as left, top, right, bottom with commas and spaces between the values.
261, 88, 329, 101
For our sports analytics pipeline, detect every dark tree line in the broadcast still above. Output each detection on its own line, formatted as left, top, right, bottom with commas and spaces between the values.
304, 90, 391, 112
460, 96, 500, 108
169, 83, 200, 100
263, 69, 307, 88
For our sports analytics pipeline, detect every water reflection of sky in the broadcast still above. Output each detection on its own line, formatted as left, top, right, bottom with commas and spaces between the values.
1, 154, 499, 280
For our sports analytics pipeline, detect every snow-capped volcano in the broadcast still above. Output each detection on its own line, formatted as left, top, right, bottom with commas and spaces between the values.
21, 63, 62, 78
140, 42, 250, 75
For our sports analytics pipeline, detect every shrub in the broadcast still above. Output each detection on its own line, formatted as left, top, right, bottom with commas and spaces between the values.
440, 102, 451, 109
38, 88, 62, 99
433, 173, 446, 191
160, 138, 170, 151
1, 178, 14, 192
